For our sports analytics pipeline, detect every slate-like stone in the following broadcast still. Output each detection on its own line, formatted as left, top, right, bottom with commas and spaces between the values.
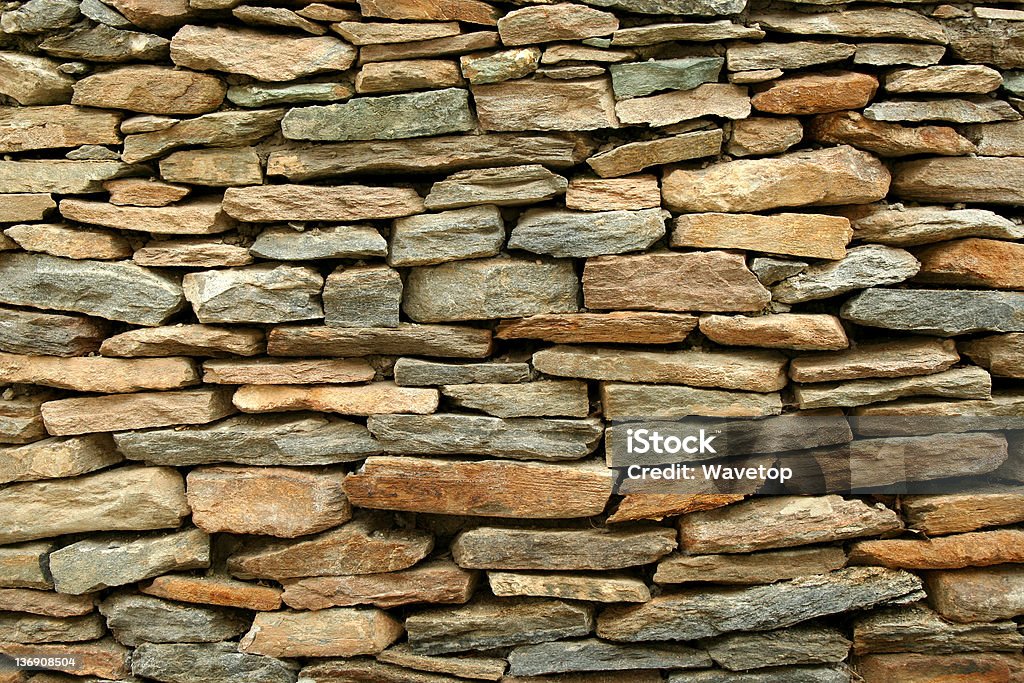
902, 491, 1024, 536
267, 323, 492, 359
160, 147, 263, 187
39, 24, 170, 63
0, 390, 50, 445
122, 109, 284, 163
473, 78, 619, 132
925, 565, 1024, 622
252, 225, 386, 260
510, 207, 665, 257
0, 0, 79, 33
727, 41, 855, 71
0, 193, 56, 223
655, 546, 847, 585
914, 238, 1024, 289
600, 383, 781, 420
581, 0, 745, 16
460, 48, 540, 85
772, 245, 920, 304
0, 51, 73, 105
233, 382, 438, 417
138, 239, 256, 267
0, 159, 138, 194
508, 638, 710, 676
886, 65, 1002, 94
841, 288, 1024, 335
961, 333, 1024, 379
132, 642, 297, 683
610, 57, 722, 99
359, 31, 501, 62
810, 111, 975, 157
424, 165, 566, 210
441, 380, 589, 418
790, 337, 959, 384
849, 528, 1024, 569
751, 8, 946, 43
964, 120, 1024, 157
99, 592, 248, 646
0, 612, 104, 643
587, 129, 723, 177
0, 435, 122, 485
228, 81, 352, 107
0, 106, 121, 154
864, 97, 1020, 124
566, 174, 660, 211
612, 20, 764, 45
42, 387, 236, 436
324, 265, 401, 328
752, 71, 878, 115
60, 197, 235, 235
0, 307, 107, 357
497, 311, 696, 345
853, 603, 1024, 654
394, 358, 531, 386
0, 542, 54, 589
848, 205, 1024, 246
498, 4, 617, 45
672, 213, 851, 260
141, 575, 283, 612
203, 358, 375, 385
72, 65, 225, 115
0, 638, 131, 679
183, 264, 324, 324
489, 571, 650, 603
699, 314, 849, 351
892, 157, 1024, 205
376, 643, 508, 681
334, 21, 459, 45
855, 43, 946, 67
389, 205, 505, 266
0, 586, 95, 616
240, 607, 403, 658
100, 324, 263, 358
4, 222, 132, 261
223, 184, 424, 222
356, 59, 464, 94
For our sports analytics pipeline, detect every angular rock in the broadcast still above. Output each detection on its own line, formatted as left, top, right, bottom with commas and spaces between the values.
377, 644, 506, 681
610, 57, 722, 99
460, 48, 540, 85
356, 59, 463, 94
853, 603, 1024, 654
581, 0, 744, 15
50, 528, 209, 595
0, 587, 94, 616
233, 383, 438, 416
389, 205, 504, 266
39, 24, 169, 63
849, 205, 1024, 247
664, 145, 889, 212
104, 177, 190, 207
252, 225, 386, 261
0, 194, 56, 223
394, 358, 530, 386
857, 653, 1024, 683
490, 571, 649, 603
183, 264, 323, 324
441, 381, 589, 418
0, 106, 120, 154
752, 257, 807, 285
902, 491, 1024, 535
892, 157, 1024, 205
964, 120, 1024, 157
616, 83, 749, 126
228, 81, 351, 107
240, 608, 401, 658
810, 111, 975, 157
358, 0, 499, 24
498, 312, 695, 346
473, 77, 620, 132
0, 159, 138, 194
510, 207, 664, 257
601, 383, 781, 420
0, 435, 121, 485
0, 542, 54, 589
587, 129, 723, 177
42, 387, 235, 436
203, 358, 374, 385
915, 238, 1024, 289
0, 51, 73, 105
679, 495, 902, 554
0, 353, 198, 394
655, 546, 847, 584
865, 97, 1020, 124
0, 612, 104, 643
534, 345, 787, 392
1, 0, 79, 34
509, 638, 708, 676
122, 109, 284, 163
842, 288, 1024, 335
116, 413, 379, 466
334, 21, 459, 45
498, 5, 617, 45
612, 21, 764, 45
227, 517, 433, 580
850, 529, 1024, 570
160, 147, 262, 187
887, 65, 1002, 94
233, 4, 326, 33
0, 307, 107, 357
727, 117, 803, 157
699, 314, 848, 351
323, 265, 401, 328
99, 592, 248, 646
141, 575, 282, 611
727, 41, 855, 71
751, 9, 946, 43
565, 175, 659, 211
673, 213, 850, 260
4, 223, 131, 261
72, 65, 224, 115
925, 566, 1024, 622
344, 456, 611, 518
0, 390, 50, 445
360, 31, 500, 63
60, 197, 234, 235
139, 240, 258, 267
406, 597, 594, 655
772, 245, 919, 304
752, 71, 878, 115
131, 642, 296, 683
425, 165, 566, 210
790, 338, 958, 383
961, 333, 1024, 379
223, 184, 423, 222
101, 325, 263, 358
268, 323, 492, 359
705, 625, 851, 671
282, 558, 476, 609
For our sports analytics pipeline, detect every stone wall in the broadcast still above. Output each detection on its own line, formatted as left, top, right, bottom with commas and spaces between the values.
1, 0, 1024, 680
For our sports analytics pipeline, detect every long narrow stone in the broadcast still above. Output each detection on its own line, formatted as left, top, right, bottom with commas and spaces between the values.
0, 353, 198, 393
240, 608, 403, 658
509, 207, 666, 257
60, 197, 235, 234
222, 184, 424, 221
101, 324, 265, 359
267, 324, 492, 358
925, 566, 1024, 622
848, 529, 1024, 569
655, 547, 847, 585
0, 434, 122, 485
508, 638, 710, 676
792, 366, 992, 409
841, 288, 1024, 335
672, 213, 851, 260
497, 312, 698, 344
790, 337, 959, 383
901, 491, 1024, 535
41, 387, 235, 435
233, 383, 439, 416
704, 625, 852, 672
853, 603, 1024, 654
489, 571, 651, 603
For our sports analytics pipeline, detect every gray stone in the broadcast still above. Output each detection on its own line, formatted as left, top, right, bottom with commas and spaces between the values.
841, 289, 1024, 335
80, 0, 132, 27
750, 9, 946, 43
610, 57, 723, 99
0, 51, 74, 105
598, 567, 923, 641
751, 257, 807, 285
389, 206, 505, 267
473, 77, 619, 132
0, 160, 137, 194
964, 121, 1024, 157
424, 165, 567, 210
864, 98, 1021, 124
655, 547, 848, 585
945, 17, 1024, 69
705, 625, 852, 671
0, 0, 79, 33
99, 592, 249, 646
393, 358, 531, 386
441, 380, 589, 418
282, 88, 474, 141
403, 257, 579, 323
251, 225, 386, 260
508, 638, 711, 676
853, 603, 1024, 655
132, 642, 298, 683
122, 110, 284, 164
581, 0, 746, 16
114, 413, 381, 466
727, 41, 855, 71
0, 434, 123, 485
0, 307, 107, 357
39, 25, 170, 63
854, 43, 945, 67
509, 208, 666, 257
0, 612, 104, 643
612, 20, 765, 45
892, 157, 1024, 205
850, 206, 1024, 246
50, 528, 210, 595
587, 129, 724, 178
460, 48, 540, 84
367, 413, 603, 461
324, 265, 401, 328
669, 666, 851, 683
227, 82, 352, 108
772, 245, 920, 303
793, 366, 992, 409
183, 264, 323, 324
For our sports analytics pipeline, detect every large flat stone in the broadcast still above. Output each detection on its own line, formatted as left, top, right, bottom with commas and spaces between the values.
771, 245, 920, 304
902, 491, 1024, 535
581, 0, 746, 17
489, 571, 650, 603
473, 78, 618, 131
131, 642, 297, 683
497, 312, 697, 345
510, 208, 666, 257
122, 109, 284, 163
100, 324, 264, 357
38, 23, 170, 62
72, 65, 225, 114
508, 638, 709, 676
267, 323, 492, 358
848, 205, 1024, 246
616, 83, 749, 126
0, 51, 74, 105
323, 264, 401, 327
587, 129, 723, 177
865, 97, 1020, 124
672, 213, 851, 260
0, 352, 198, 393
610, 57, 723, 99
222, 184, 424, 221
424, 165, 566, 209
601, 383, 782, 419
699, 314, 849, 351
183, 264, 324, 324
1, 434, 122, 485
853, 603, 1024, 654
811, 111, 975, 157
0, 193, 56, 223
60, 197, 234, 235
751, 8, 946, 43
0, 160, 137, 194
203, 358, 375, 385
0, 542, 54, 589
728, 41, 855, 71
849, 529, 1024, 569
389, 205, 505, 267
240, 607, 402, 658
394, 358, 531, 385
752, 71, 878, 115
497, 4, 617, 45
99, 592, 248, 646
0, 307, 107, 357
141, 575, 283, 612
233, 382, 439, 417
925, 566, 1024, 622
893, 157, 1024, 204
441, 380, 588, 418
841, 288, 1024, 335
0, 639, 131, 679
790, 337, 959, 383
704, 625, 852, 671
252, 225, 386, 261
794, 366, 992, 408
41, 387, 235, 435
0, 105, 120, 153
655, 546, 847, 585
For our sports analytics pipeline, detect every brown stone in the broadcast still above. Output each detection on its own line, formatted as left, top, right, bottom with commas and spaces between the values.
855, 652, 1024, 683
0, 106, 120, 153
727, 41, 856, 72
0, 391, 50, 445
607, 493, 743, 523
490, 571, 650, 603
0, 194, 55, 223
699, 314, 849, 351
203, 358, 373, 385
849, 529, 1024, 569
233, 383, 439, 416
583, 251, 770, 313
358, 0, 500, 25
886, 65, 1003, 94
0, 434, 122, 485
3, 223, 131, 261
41, 387, 235, 436
360, 32, 500, 63
964, 121, 1024, 157
0, 353, 198, 393
497, 5, 617, 45
0, 52, 74, 106
343, 456, 611, 518
106, 0, 195, 30
961, 333, 1024, 379
377, 643, 506, 681
497, 312, 697, 345
441, 381, 589, 418
187, 466, 351, 538
586, 129, 723, 178
282, 559, 476, 609
60, 198, 235, 235
926, 566, 1024, 622
240, 607, 403, 658
672, 212, 851, 259
356, 59, 463, 94
103, 178, 190, 207
0, 542, 53, 589
655, 546, 847, 584
751, 8, 946, 43
0, 639, 129, 680
133, 238, 254, 268
615, 83, 749, 126
101, 325, 264, 358
160, 147, 263, 187
473, 78, 618, 132
268, 323, 492, 359
727, 116, 803, 157
892, 157, 1024, 205
612, 20, 764, 45
141, 574, 282, 611
902, 491, 1024, 535
223, 184, 424, 221
0, 588, 94, 617
752, 71, 878, 115
72, 65, 225, 114
334, 21, 459, 45
600, 383, 782, 420
423, 166, 566, 210
790, 337, 958, 383
122, 109, 284, 164
664, 145, 890, 212
565, 175, 660, 211
915, 238, 1024, 289
811, 110, 976, 157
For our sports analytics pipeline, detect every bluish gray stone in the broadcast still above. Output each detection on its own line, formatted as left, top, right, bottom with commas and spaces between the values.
610, 57, 723, 99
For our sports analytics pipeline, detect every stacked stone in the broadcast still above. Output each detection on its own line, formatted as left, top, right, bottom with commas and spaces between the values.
1, 0, 1024, 680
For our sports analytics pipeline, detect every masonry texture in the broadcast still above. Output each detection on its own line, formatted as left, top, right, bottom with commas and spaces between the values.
1, 0, 1024, 681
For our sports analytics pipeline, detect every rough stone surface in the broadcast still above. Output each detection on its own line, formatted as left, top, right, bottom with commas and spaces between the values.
424, 165, 566, 209
223, 184, 424, 222
183, 264, 324, 324
699, 314, 849, 351
498, 5, 618, 45
239, 607, 403, 657
389, 206, 505, 266
72, 65, 226, 115
99, 592, 249, 646
615, 83, 750, 126
772, 245, 920, 304
811, 111, 976, 157
508, 638, 709, 676
587, 129, 724, 177
842, 288, 1024, 335
41, 387, 235, 435
473, 78, 619, 131
131, 642, 297, 683
655, 546, 847, 585
672, 213, 850, 260
0, 307, 108, 357
752, 71, 879, 115
510, 208, 666, 257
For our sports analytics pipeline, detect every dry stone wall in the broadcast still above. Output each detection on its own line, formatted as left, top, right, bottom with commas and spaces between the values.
1, 0, 1024, 680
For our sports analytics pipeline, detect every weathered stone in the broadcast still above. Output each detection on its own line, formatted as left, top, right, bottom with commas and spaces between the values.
233, 382, 438, 416
0, 611, 104, 643
490, 571, 649, 603
0, 543, 53, 589
0, 639, 131, 679
104, 178, 190, 207
0, 391, 50, 445
0, 588, 93, 620
367, 413, 600, 460
610, 57, 722, 100
534, 346, 787, 392
751, 257, 807, 285
425, 166, 566, 210
855, 43, 945, 67
42, 387, 235, 436
886, 65, 1002, 94
601, 383, 781, 420
344, 456, 611, 518
849, 528, 1024, 569
239, 607, 402, 658
72, 65, 224, 115
4, 223, 130, 261
752, 71, 878, 115
389, 206, 504, 267
705, 625, 852, 671
268, 323, 492, 359
0, 352, 197, 394
321, 265, 400, 328
565, 175, 658, 211
810, 111, 975, 157
232, 4, 325, 33
59, 198, 234, 236
103, 0, 196, 30
159, 148, 262, 187
751, 9, 946, 43
773, 245, 919, 304
865, 97, 1020, 124
0, 52, 73, 105
473, 78, 618, 132
50, 528, 209, 595
0, 194, 55, 223
122, 109, 284, 163
203, 358, 373, 385
901, 491, 1024, 536
360, 32, 500, 63
616, 84, 749, 126
892, 157, 1024, 205
0, 0, 79, 33
583, 251, 769, 313
131, 642, 296, 683
223, 184, 423, 222
334, 21, 458, 45
542, 45, 633, 64
0, 308, 106, 358
298, 659, 492, 683
141, 575, 282, 611
727, 41, 855, 71
282, 558, 475, 609
791, 338, 958, 384
101, 325, 263, 358
452, 526, 674, 571
394, 358, 529, 386
842, 288, 1024, 335
613, 21, 764, 45
850, 392, 1024, 435
679, 495, 901, 553
251, 226, 385, 262
926, 566, 1024, 622
587, 129, 723, 177
856, 652, 1024, 683
377, 644, 506, 681
497, 4, 616, 45
460, 48, 540, 85
227, 517, 433, 580
612, 494, 741, 523
664, 146, 890, 212
99, 592, 248, 646
914, 238, 1024, 290
116, 413, 379, 466
358, 0, 499, 24
672, 213, 850, 260
38, 24, 170, 63
853, 603, 1024, 654
0, 106, 119, 154
497, 312, 696, 345
510, 207, 665, 257
581, 0, 744, 15
441, 381, 588, 418
963, 120, 1024, 158
228, 81, 352, 108
509, 638, 707, 676
699, 314, 848, 351
961, 334, 1024, 381
944, 15, 1024, 68
848, 205, 1023, 246
727, 117, 803, 157
355, 59, 463, 94
655, 546, 847, 584
183, 264, 323, 324
407, 597, 593, 655
0, 160, 138, 194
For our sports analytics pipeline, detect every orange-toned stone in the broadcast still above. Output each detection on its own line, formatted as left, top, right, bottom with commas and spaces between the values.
607, 494, 744, 523
240, 607, 403, 657
0, 588, 94, 617
849, 529, 1024, 569
915, 238, 1024, 289
232, 382, 438, 416
140, 574, 283, 611
699, 314, 849, 351
752, 71, 879, 115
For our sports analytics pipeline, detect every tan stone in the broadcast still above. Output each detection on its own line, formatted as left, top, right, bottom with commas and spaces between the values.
103, 178, 190, 207
752, 71, 878, 115
565, 175, 660, 211
672, 212, 851, 260
794, 365, 991, 409
233, 5, 328, 33
203, 358, 373, 384
497, 312, 697, 344
790, 337, 958, 383
699, 314, 849, 351
133, 238, 254, 268
268, 323, 491, 358
223, 184, 424, 222
141, 575, 282, 611
343, 456, 611, 518
0, 194, 55, 223
0, 52, 74, 106
3, 223, 131, 260
282, 559, 476, 609
240, 607, 403, 658
0, 391, 50, 445
600, 383, 782, 420
964, 120, 1024, 157
0, 353, 198, 393
0, 106, 120, 154
886, 65, 1003, 94
498, 5, 617, 45
100, 324, 264, 358
441, 381, 589, 418
586, 129, 723, 177
607, 493, 743, 523
902, 491, 1024, 536
853, 603, 1024, 655
533, 345, 788, 392
334, 21, 460, 45
811, 110, 976, 157
0, 588, 94, 617
355, 59, 463, 94
850, 529, 1024, 569
0, 542, 53, 589
60, 198, 235, 235
160, 147, 262, 187
751, 8, 947, 43
72, 65, 225, 115
582, 251, 770, 313
41, 387, 235, 436
489, 571, 650, 603
187, 466, 351, 538
855, 652, 1024, 683
615, 83, 749, 126
377, 644, 507, 681
0, 639, 129, 680
961, 333, 1024, 378
473, 78, 618, 132
461, 48, 541, 85
233, 382, 438, 416
122, 109, 285, 164
727, 116, 803, 157
664, 145, 890, 212
358, 0, 500, 25
106, 0, 195, 29
612, 20, 765, 45
360, 32, 500, 63
925, 566, 1024, 622
655, 546, 847, 584
915, 238, 1024, 289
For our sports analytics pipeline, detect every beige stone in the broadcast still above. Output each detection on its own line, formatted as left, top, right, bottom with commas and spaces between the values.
3, 223, 131, 260
333, 21, 460, 45
0, 353, 198, 394
360, 32, 500, 63
811, 111, 976, 157
586, 129, 723, 177
855, 652, 1024, 683
355, 59, 463, 94
961, 333, 1024, 378
0, 52, 74, 106
0, 434, 122, 485
0, 588, 95, 617
0, 194, 56, 223
489, 571, 650, 603
600, 383, 782, 419
497, 311, 697, 344
0, 106, 120, 154
60, 198, 235, 235
203, 358, 373, 385
672, 212, 852, 259
497, 4, 617, 45
240, 607, 403, 657
358, 0, 500, 25
915, 238, 1024, 289
72, 65, 225, 115
100, 324, 264, 358
233, 382, 439, 416
160, 147, 263, 187
849, 529, 1024, 569
565, 174, 660, 211
655, 546, 847, 584
700, 314, 849, 351
790, 337, 959, 382
133, 239, 254, 268
441, 380, 589, 418
223, 184, 424, 221
608, 493, 743, 523
886, 65, 1003, 94
41, 387, 235, 436
925, 566, 1024, 622
0, 542, 54, 589
616, 83, 749, 126
902, 492, 1024, 535
103, 178, 190, 207
267, 323, 492, 359
727, 116, 803, 157
106, 0, 196, 30
752, 71, 878, 115
0, 639, 130, 679
473, 77, 618, 131
892, 157, 1024, 205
